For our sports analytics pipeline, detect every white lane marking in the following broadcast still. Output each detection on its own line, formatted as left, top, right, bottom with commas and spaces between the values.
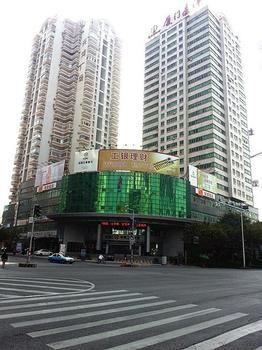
0, 282, 86, 292
0, 292, 143, 311
103, 313, 248, 350
0, 278, 92, 286
0, 296, 158, 320
0, 289, 127, 304
0, 287, 55, 295
0, 278, 90, 290
0, 277, 92, 284
47, 308, 221, 349
12, 300, 175, 328
254, 347, 262, 350
183, 320, 262, 350
28, 304, 197, 338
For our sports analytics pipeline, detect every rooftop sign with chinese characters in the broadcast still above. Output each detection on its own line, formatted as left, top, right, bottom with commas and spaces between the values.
148, 0, 202, 39
98, 149, 180, 177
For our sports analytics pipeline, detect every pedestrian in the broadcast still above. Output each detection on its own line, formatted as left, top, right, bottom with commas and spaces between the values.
1, 250, 8, 269
98, 254, 105, 263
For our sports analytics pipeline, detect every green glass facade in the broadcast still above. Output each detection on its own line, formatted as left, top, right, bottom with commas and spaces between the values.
59, 171, 190, 218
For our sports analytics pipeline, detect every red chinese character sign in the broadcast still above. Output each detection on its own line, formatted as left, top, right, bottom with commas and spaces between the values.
98, 149, 180, 177
148, 0, 202, 39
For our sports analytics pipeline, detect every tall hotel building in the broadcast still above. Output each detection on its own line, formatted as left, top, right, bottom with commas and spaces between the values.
10, 17, 120, 202
143, 5, 254, 205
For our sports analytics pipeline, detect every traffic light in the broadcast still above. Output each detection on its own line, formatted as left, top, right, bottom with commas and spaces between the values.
33, 205, 41, 218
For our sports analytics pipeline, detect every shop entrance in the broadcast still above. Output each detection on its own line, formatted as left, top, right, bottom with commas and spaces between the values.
101, 222, 146, 256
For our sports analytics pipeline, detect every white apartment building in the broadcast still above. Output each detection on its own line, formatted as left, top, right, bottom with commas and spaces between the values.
143, 5, 253, 205
10, 17, 121, 202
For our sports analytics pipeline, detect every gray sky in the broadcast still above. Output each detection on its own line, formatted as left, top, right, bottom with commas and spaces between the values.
0, 0, 262, 218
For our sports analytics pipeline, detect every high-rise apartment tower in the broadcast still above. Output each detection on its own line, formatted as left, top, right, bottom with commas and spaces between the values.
10, 17, 121, 202
143, 5, 253, 205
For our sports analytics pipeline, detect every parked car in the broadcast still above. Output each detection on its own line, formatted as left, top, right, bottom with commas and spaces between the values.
34, 249, 53, 256
48, 253, 75, 264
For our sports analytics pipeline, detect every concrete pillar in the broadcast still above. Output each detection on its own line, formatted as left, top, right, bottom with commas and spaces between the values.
105, 242, 109, 255
146, 225, 150, 253
96, 224, 102, 251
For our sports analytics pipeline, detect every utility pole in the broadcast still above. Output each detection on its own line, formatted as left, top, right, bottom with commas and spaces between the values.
27, 204, 41, 263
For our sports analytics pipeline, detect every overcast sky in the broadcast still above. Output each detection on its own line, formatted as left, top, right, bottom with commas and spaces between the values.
0, 0, 262, 219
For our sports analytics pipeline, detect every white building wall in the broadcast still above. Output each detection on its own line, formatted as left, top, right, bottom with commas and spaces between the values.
38, 20, 64, 166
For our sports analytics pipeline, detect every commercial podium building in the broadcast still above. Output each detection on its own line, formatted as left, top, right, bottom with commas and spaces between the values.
2, 149, 258, 257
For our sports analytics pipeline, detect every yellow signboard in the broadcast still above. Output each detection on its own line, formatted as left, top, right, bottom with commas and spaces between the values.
98, 149, 180, 177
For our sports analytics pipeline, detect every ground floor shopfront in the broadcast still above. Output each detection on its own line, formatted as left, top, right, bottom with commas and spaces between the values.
48, 213, 194, 260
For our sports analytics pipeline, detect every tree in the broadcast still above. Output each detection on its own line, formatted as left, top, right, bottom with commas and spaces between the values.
184, 214, 262, 267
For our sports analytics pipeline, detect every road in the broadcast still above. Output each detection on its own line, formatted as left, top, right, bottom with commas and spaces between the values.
0, 256, 262, 349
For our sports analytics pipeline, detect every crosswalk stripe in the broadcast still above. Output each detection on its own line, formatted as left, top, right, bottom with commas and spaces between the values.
0, 289, 128, 304
182, 319, 262, 350
11, 300, 176, 328
0, 282, 86, 292
0, 292, 143, 311
28, 304, 198, 338
101, 313, 247, 350
0, 287, 55, 295
47, 308, 222, 349
0, 295, 158, 320
254, 347, 262, 350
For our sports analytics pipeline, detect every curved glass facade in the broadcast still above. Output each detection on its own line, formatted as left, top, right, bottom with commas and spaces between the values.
59, 171, 190, 218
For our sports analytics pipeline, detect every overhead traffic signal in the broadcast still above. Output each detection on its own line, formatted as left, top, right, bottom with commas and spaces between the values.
33, 204, 41, 218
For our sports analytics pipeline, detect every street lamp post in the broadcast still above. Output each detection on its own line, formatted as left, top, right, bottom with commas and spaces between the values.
240, 210, 246, 269
27, 204, 41, 263
27, 216, 35, 264
125, 207, 135, 264
221, 202, 248, 268
129, 209, 135, 264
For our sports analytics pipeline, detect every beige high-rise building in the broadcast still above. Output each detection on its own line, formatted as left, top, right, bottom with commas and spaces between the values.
143, 5, 253, 205
10, 17, 121, 202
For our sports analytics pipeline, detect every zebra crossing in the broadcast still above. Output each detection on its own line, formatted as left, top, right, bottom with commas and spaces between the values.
0, 277, 94, 298
0, 288, 261, 349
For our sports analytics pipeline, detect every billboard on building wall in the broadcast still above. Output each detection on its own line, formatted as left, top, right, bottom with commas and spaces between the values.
74, 150, 99, 173
188, 165, 198, 187
189, 165, 217, 194
98, 149, 180, 177
35, 160, 65, 187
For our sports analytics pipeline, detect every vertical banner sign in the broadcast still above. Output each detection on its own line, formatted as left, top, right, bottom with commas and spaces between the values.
189, 165, 198, 187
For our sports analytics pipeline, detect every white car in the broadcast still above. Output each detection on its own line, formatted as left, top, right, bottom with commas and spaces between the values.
34, 249, 53, 256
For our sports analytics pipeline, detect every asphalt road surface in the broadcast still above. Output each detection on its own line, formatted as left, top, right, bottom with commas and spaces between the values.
0, 256, 262, 350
